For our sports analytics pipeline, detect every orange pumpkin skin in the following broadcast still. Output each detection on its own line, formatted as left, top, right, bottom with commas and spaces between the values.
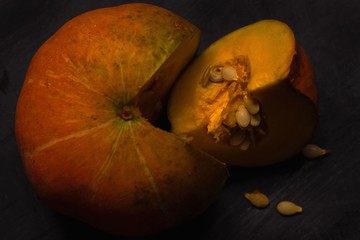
15, 3, 228, 236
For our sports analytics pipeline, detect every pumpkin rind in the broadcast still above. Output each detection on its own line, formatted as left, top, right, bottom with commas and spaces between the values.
15, 3, 228, 236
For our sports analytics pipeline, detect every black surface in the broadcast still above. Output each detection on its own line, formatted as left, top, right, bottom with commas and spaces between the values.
1, 0, 360, 239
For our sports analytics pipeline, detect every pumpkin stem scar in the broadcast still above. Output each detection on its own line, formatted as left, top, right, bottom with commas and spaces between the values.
119, 106, 134, 121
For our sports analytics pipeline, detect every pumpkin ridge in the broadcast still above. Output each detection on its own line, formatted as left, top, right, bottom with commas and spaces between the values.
25, 118, 117, 158
129, 122, 169, 217
60, 54, 116, 103
117, 59, 128, 103
39, 70, 115, 111
89, 124, 125, 199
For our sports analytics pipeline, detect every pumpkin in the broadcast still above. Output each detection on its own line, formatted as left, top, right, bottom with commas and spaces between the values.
168, 20, 318, 166
15, 3, 228, 236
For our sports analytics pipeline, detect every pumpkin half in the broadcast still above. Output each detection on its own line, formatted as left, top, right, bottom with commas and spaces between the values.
168, 20, 318, 166
15, 3, 228, 236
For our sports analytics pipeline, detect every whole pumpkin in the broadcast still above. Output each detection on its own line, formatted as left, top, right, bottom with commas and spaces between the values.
15, 3, 228, 236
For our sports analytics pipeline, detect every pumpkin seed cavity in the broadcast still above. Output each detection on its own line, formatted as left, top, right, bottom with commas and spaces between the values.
201, 55, 266, 150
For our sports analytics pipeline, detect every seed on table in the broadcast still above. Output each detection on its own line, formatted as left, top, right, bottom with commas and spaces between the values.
302, 144, 331, 159
244, 190, 269, 208
276, 201, 302, 216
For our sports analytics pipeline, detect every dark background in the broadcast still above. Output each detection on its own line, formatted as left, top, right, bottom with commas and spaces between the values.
1, 0, 360, 239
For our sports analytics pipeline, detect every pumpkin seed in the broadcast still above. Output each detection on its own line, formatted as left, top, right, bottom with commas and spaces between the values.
250, 113, 261, 127
276, 201, 302, 216
302, 144, 330, 159
244, 190, 269, 208
235, 104, 251, 128
244, 96, 260, 115
222, 65, 238, 81
209, 67, 223, 83
239, 137, 251, 150
229, 130, 247, 146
